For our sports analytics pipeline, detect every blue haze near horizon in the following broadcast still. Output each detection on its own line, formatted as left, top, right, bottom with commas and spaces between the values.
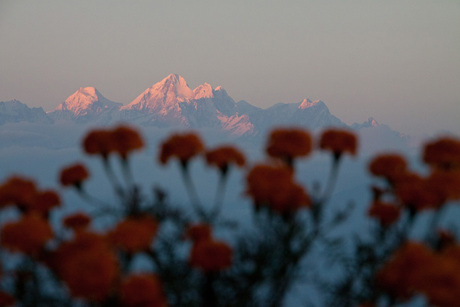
0, 0, 459, 137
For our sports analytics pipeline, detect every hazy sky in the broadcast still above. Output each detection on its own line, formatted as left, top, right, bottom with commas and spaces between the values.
1, 0, 459, 136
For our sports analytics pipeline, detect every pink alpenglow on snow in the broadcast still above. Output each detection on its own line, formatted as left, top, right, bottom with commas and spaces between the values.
54, 87, 122, 117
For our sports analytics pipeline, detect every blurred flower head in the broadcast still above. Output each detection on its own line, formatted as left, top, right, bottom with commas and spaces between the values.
112, 125, 144, 159
60, 163, 90, 188
319, 129, 357, 158
109, 216, 158, 254
377, 241, 434, 300
266, 128, 312, 163
189, 239, 233, 272
83, 125, 144, 160
394, 172, 446, 211
1, 214, 53, 256
159, 133, 204, 166
52, 231, 118, 302
426, 169, 460, 202
27, 189, 61, 217
419, 249, 460, 307
423, 136, 460, 171
121, 274, 167, 307
205, 146, 245, 174
368, 201, 401, 227
63, 212, 92, 232
185, 223, 212, 243
0, 175, 60, 216
83, 129, 115, 159
0, 176, 37, 209
246, 164, 310, 213
369, 154, 408, 182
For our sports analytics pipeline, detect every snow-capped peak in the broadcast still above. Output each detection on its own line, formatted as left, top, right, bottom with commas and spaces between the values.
193, 83, 213, 99
298, 98, 319, 109
367, 117, 379, 127
77, 86, 100, 98
54, 87, 121, 116
151, 74, 194, 101
56, 87, 100, 111
122, 74, 196, 112
351, 117, 381, 130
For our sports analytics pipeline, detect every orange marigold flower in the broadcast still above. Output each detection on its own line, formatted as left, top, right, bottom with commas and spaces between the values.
112, 125, 144, 159
62, 249, 118, 302
189, 239, 233, 272
1, 214, 53, 255
27, 189, 61, 217
427, 170, 460, 202
109, 216, 158, 253
368, 201, 401, 227
63, 212, 92, 231
121, 274, 167, 307
82, 129, 116, 158
266, 128, 312, 162
269, 182, 311, 214
319, 128, 358, 157
394, 173, 445, 211
0, 176, 37, 208
185, 223, 212, 243
246, 164, 293, 204
159, 133, 204, 165
246, 164, 310, 213
376, 241, 435, 300
60, 163, 90, 187
0, 291, 15, 307
52, 231, 118, 302
441, 244, 460, 261
53, 231, 108, 258
369, 154, 408, 182
423, 136, 460, 171
417, 248, 460, 307
205, 146, 245, 172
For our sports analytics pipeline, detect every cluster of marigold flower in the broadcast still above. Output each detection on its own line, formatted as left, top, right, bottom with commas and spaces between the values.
0, 122, 459, 306
363, 137, 460, 306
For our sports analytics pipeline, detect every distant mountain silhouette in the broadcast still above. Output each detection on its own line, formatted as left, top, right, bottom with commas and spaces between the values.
0, 74, 409, 151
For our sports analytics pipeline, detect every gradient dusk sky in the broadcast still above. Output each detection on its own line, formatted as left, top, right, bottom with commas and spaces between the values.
1, 0, 459, 136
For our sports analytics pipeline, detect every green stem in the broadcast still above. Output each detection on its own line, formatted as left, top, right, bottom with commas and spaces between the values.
320, 156, 341, 204
210, 173, 228, 221
121, 157, 135, 188
102, 157, 124, 197
180, 163, 206, 220
78, 188, 113, 208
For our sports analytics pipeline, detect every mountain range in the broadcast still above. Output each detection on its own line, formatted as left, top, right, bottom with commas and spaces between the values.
0, 74, 403, 140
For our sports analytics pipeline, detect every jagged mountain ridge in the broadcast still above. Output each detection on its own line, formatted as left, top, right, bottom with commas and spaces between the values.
48, 87, 122, 123
0, 74, 401, 140
116, 74, 253, 133
0, 100, 52, 125
46, 74, 346, 134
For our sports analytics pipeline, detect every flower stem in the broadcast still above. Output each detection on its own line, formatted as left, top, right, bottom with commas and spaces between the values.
320, 156, 341, 204
210, 173, 228, 221
180, 163, 206, 220
120, 157, 135, 188
102, 157, 124, 197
